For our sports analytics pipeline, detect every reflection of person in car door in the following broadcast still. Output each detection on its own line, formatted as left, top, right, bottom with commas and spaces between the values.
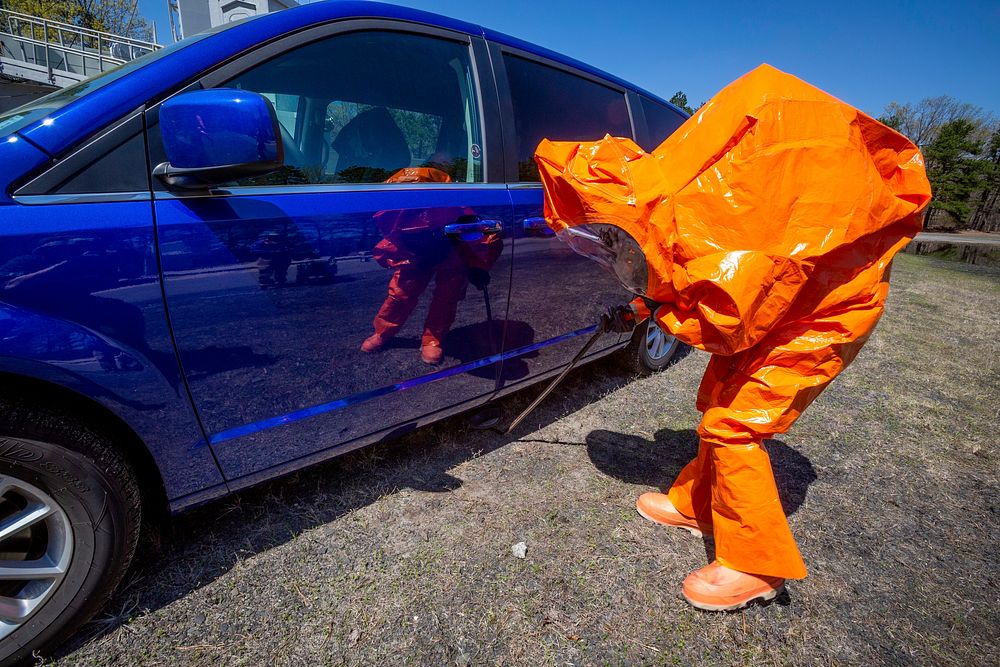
250, 231, 292, 288
362, 167, 502, 365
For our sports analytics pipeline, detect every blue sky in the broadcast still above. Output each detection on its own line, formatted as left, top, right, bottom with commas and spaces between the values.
138, 0, 1000, 117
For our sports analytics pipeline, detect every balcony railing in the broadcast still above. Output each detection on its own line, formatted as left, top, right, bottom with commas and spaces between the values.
0, 8, 161, 85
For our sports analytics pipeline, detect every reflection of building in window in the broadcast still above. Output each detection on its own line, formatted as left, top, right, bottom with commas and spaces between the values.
175, 0, 298, 39
259, 92, 300, 139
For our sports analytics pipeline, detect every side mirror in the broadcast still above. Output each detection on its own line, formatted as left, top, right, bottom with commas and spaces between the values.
153, 88, 283, 190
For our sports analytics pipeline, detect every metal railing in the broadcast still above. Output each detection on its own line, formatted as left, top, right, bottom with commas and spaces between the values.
0, 8, 161, 85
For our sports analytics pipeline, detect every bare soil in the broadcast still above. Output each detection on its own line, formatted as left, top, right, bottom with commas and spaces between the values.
47, 253, 999, 666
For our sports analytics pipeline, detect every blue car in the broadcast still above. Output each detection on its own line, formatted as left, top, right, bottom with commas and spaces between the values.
0, 1, 686, 660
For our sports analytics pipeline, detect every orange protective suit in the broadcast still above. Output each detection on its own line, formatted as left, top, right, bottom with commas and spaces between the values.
369, 167, 503, 348
370, 168, 468, 347
535, 64, 931, 579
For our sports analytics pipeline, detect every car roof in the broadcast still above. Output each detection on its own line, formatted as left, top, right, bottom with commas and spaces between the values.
14, 0, 681, 156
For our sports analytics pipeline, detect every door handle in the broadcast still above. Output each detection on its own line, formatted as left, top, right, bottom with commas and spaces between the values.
444, 219, 503, 240
522, 217, 555, 236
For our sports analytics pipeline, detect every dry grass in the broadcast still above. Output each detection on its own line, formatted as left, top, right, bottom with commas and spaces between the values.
48, 253, 999, 666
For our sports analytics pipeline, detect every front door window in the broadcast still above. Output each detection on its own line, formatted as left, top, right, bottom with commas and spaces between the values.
226, 30, 484, 186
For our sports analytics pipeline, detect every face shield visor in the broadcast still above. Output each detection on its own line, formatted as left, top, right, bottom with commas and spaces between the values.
556, 223, 649, 296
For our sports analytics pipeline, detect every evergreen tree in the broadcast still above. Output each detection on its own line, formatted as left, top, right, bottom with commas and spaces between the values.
969, 126, 1000, 232
924, 119, 986, 224
669, 91, 695, 115
879, 96, 995, 229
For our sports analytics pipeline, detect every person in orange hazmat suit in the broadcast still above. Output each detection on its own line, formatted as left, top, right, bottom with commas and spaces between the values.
534, 64, 931, 611
363, 167, 503, 365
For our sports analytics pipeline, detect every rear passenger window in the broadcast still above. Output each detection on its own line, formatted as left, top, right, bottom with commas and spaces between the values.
504, 54, 631, 181
224, 31, 483, 186
640, 95, 687, 151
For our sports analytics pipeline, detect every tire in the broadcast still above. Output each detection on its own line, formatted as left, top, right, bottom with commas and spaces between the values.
0, 398, 140, 666
623, 318, 682, 375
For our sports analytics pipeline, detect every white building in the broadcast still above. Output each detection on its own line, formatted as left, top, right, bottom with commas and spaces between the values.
176, 0, 299, 39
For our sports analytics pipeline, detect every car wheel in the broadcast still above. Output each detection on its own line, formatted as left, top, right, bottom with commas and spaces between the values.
0, 398, 140, 666
624, 318, 682, 375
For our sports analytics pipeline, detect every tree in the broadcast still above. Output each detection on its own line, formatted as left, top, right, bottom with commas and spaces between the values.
0, 0, 75, 24
969, 125, 1000, 232
669, 91, 695, 115
2, 0, 152, 40
876, 113, 902, 133
879, 95, 988, 147
923, 119, 986, 224
879, 96, 997, 230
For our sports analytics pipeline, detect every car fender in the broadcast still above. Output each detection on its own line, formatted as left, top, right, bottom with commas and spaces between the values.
0, 301, 226, 506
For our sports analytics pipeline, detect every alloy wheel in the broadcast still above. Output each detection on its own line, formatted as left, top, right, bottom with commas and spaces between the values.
645, 324, 676, 361
0, 475, 74, 641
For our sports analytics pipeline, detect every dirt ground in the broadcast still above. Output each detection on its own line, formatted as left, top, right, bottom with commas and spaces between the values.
47, 253, 999, 666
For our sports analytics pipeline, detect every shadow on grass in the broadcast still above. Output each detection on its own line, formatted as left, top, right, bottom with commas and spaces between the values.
584, 428, 817, 517
55, 350, 650, 657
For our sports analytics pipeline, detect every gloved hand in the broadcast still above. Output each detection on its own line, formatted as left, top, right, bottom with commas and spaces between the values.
601, 304, 639, 333
467, 267, 491, 290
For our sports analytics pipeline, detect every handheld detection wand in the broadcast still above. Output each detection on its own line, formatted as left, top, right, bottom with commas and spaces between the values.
486, 304, 642, 435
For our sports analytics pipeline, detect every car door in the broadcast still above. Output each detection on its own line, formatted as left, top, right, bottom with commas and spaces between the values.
148, 24, 512, 480
489, 44, 638, 386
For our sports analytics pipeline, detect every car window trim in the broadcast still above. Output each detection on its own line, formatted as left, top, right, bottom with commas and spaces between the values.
487, 40, 637, 183
148, 19, 499, 192
152, 182, 511, 200
13, 191, 153, 206
627, 89, 651, 151
494, 42, 632, 96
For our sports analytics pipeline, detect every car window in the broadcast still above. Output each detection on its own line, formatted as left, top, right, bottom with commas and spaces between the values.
224, 30, 484, 186
503, 54, 631, 181
640, 95, 687, 151
258, 93, 302, 142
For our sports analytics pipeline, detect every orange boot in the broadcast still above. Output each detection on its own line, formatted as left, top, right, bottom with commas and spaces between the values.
682, 561, 784, 611
420, 339, 444, 365
636, 493, 711, 538
360, 333, 387, 353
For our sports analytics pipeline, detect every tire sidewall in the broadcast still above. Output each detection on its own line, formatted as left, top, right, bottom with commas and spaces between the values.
0, 436, 128, 666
